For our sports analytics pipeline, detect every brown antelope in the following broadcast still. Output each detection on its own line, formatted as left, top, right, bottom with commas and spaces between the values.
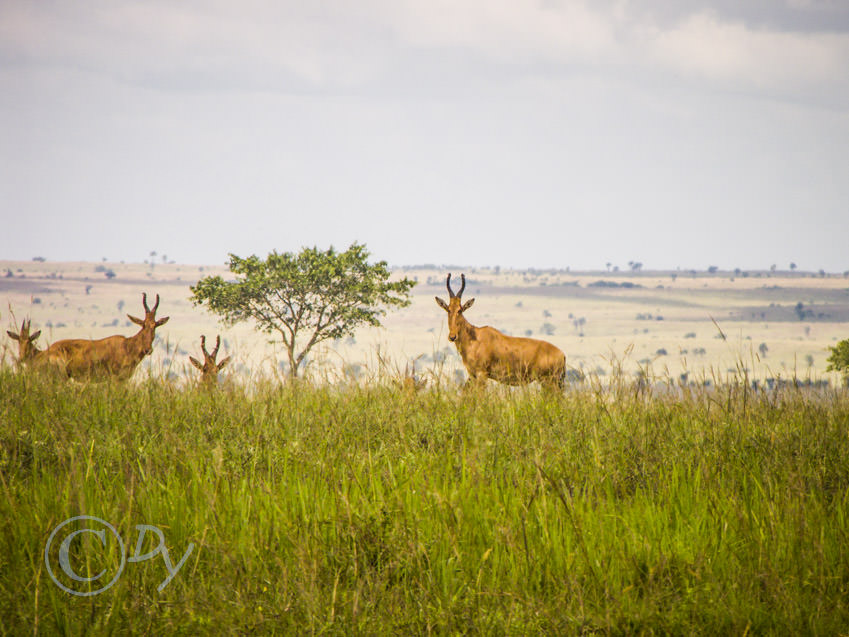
435, 273, 566, 390
6, 318, 42, 366
189, 335, 230, 386
33, 293, 169, 380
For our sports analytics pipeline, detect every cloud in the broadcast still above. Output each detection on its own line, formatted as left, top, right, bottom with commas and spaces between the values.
1, 1, 848, 104
644, 11, 849, 93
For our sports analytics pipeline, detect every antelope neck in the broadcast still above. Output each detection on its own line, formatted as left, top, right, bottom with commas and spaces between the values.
127, 325, 154, 357
455, 313, 476, 343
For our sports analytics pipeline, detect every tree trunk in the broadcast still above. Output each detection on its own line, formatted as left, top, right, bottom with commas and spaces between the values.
287, 345, 298, 378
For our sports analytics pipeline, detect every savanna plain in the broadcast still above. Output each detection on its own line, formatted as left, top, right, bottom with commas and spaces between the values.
2, 260, 849, 634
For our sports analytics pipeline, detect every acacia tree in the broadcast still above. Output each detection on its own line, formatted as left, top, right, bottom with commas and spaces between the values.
190, 243, 415, 378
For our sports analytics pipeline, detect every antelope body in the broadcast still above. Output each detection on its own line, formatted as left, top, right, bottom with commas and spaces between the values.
189, 335, 230, 386
33, 293, 169, 380
7, 319, 42, 365
436, 273, 566, 389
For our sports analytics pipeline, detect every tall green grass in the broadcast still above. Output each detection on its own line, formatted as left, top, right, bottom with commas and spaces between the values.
2, 368, 849, 634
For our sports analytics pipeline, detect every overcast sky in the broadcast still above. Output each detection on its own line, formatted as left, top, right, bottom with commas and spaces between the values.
2, 1, 848, 271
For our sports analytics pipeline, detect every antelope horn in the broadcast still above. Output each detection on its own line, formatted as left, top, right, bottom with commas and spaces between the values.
446, 273, 455, 298
201, 335, 209, 357
458, 273, 466, 297
152, 293, 160, 313
142, 292, 150, 313
212, 335, 220, 359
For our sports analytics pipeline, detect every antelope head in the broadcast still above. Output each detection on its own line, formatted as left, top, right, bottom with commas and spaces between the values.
6, 318, 41, 363
190, 335, 230, 384
127, 293, 170, 355
434, 273, 475, 342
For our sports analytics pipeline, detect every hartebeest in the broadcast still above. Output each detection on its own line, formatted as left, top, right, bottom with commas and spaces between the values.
6, 318, 42, 366
33, 293, 169, 380
189, 335, 230, 386
435, 273, 566, 389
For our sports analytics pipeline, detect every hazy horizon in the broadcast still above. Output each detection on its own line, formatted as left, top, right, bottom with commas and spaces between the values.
3, 256, 845, 276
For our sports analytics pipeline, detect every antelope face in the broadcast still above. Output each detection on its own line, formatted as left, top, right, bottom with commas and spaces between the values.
6, 319, 41, 363
127, 293, 170, 355
190, 335, 230, 384
435, 273, 475, 342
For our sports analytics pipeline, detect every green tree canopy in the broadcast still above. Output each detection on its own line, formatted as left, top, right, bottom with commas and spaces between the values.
190, 243, 415, 377
826, 339, 849, 387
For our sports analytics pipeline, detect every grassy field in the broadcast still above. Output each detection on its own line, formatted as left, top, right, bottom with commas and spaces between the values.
3, 367, 849, 634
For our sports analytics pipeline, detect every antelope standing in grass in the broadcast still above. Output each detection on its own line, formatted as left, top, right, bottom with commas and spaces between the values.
6, 319, 42, 366
189, 335, 230, 386
435, 273, 566, 390
33, 293, 169, 380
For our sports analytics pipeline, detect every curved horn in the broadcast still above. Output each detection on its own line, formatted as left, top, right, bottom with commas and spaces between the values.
142, 292, 150, 313
152, 294, 160, 313
212, 335, 221, 359
200, 335, 208, 357
458, 273, 466, 297
446, 273, 455, 298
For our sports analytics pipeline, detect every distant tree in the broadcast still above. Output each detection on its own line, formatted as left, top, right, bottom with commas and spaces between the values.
190, 243, 416, 378
758, 342, 768, 358
708, 265, 718, 274
104, 269, 116, 279
826, 339, 849, 386
540, 323, 556, 336
805, 354, 814, 368
606, 262, 611, 272
790, 262, 797, 271
770, 264, 777, 273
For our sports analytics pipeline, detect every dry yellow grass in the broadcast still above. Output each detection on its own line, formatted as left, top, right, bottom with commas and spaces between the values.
2, 260, 848, 385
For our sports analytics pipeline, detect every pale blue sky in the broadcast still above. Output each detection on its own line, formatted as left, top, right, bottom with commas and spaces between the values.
1, 1, 848, 271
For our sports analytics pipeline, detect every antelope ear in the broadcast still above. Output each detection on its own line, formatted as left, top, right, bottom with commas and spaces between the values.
155, 316, 170, 327
189, 356, 203, 370
128, 314, 144, 326
7, 331, 19, 341
30, 330, 41, 341
435, 297, 449, 311
217, 356, 231, 370
461, 298, 475, 313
